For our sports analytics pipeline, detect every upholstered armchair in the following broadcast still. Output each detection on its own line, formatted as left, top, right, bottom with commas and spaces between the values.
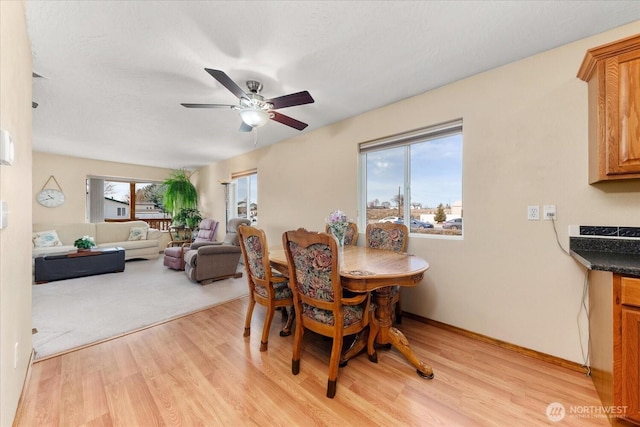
184, 218, 250, 285
164, 218, 219, 270
282, 228, 374, 398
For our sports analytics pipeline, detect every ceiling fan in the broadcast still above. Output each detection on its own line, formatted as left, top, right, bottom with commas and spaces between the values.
181, 68, 314, 132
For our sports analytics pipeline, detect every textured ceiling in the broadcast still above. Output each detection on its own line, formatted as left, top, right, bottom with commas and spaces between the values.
26, 1, 640, 170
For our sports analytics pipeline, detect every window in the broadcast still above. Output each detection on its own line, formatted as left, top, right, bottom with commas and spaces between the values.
87, 178, 165, 223
359, 119, 463, 237
231, 169, 258, 224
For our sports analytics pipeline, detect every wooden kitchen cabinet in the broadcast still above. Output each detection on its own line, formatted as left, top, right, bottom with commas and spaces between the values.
620, 277, 640, 424
578, 34, 640, 183
590, 272, 640, 425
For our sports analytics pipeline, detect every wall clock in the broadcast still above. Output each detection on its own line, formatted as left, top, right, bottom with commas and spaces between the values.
36, 175, 65, 208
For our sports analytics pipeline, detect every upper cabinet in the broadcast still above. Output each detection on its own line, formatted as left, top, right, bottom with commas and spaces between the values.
578, 34, 640, 184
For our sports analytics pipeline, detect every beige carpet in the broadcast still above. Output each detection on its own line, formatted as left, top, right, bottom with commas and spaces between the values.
32, 256, 248, 360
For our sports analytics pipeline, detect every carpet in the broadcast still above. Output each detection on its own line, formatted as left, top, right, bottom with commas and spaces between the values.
32, 256, 248, 359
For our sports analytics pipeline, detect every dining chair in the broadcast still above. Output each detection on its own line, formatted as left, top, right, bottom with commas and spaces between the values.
365, 222, 408, 323
238, 224, 294, 351
324, 221, 358, 246
282, 228, 374, 398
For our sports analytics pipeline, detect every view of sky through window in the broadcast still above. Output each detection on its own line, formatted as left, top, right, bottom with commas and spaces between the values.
366, 134, 462, 208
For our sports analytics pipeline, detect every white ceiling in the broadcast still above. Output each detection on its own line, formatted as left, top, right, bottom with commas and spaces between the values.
26, 1, 640, 170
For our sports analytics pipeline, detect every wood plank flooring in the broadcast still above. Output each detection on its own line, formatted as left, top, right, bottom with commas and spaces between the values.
15, 297, 609, 426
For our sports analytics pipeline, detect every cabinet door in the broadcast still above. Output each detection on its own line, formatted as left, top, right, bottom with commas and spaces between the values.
621, 306, 640, 423
606, 50, 640, 175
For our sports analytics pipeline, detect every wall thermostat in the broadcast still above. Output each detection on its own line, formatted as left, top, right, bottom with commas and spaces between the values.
0, 129, 15, 166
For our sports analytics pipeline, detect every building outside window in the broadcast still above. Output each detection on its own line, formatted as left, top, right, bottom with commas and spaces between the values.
359, 119, 463, 237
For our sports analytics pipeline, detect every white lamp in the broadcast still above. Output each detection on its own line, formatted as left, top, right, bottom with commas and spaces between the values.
239, 108, 269, 128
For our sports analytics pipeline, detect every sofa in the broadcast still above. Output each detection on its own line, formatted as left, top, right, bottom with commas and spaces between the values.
32, 221, 162, 260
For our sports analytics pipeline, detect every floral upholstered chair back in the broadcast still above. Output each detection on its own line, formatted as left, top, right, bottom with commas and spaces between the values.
282, 229, 368, 329
282, 228, 372, 398
238, 224, 293, 352
238, 225, 271, 291
366, 222, 408, 253
324, 222, 358, 246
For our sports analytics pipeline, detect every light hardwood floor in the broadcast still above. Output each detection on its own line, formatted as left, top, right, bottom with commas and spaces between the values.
15, 297, 609, 426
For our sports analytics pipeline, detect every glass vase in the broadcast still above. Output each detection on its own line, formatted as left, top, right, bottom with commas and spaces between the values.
330, 227, 345, 247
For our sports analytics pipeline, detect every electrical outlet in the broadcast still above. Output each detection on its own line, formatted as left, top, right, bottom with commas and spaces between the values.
527, 205, 540, 220
543, 205, 556, 220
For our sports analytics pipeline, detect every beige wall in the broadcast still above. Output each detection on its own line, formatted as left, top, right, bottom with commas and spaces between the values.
32, 152, 174, 224
198, 21, 640, 364
0, 1, 34, 425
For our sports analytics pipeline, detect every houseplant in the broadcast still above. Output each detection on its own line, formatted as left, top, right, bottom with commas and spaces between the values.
74, 235, 96, 251
173, 208, 203, 230
161, 169, 199, 220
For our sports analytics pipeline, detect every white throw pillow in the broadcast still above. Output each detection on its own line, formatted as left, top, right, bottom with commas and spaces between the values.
33, 230, 63, 247
128, 226, 148, 241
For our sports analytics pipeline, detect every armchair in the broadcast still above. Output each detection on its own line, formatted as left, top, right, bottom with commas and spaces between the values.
163, 218, 219, 271
184, 218, 250, 285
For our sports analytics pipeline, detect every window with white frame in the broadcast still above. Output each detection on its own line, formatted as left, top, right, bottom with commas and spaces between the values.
359, 119, 463, 237
231, 169, 258, 224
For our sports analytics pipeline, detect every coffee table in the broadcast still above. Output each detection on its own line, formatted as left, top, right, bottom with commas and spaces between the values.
34, 247, 125, 284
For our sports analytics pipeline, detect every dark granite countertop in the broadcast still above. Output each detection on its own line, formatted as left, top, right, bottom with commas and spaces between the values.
570, 237, 640, 277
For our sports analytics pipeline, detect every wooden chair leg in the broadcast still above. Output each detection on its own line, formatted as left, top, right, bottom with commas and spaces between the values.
243, 298, 256, 338
368, 309, 379, 363
292, 321, 304, 375
279, 306, 289, 322
327, 379, 337, 399
326, 334, 343, 398
280, 306, 294, 337
260, 306, 276, 352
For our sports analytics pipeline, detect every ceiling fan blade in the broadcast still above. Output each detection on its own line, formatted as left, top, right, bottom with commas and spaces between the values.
270, 111, 308, 131
266, 91, 314, 110
181, 103, 236, 109
239, 122, 253, 132
205, 68, 248, 100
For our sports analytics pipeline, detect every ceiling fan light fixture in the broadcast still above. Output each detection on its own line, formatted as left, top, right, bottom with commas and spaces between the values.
239, 108, 269, 127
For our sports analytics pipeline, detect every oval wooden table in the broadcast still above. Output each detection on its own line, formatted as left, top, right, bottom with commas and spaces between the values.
269, 244, 434, 379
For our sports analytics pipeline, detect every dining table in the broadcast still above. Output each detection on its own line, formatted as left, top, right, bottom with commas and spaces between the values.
269, 244, 434, 379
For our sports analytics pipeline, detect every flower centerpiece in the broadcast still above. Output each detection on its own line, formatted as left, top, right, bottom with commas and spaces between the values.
74, 235, 96, 251
326, 210, 349, 246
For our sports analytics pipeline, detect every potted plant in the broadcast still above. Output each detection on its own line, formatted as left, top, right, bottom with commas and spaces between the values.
161, 169, 198, 221
74, 235, 96, 251
173, 208, 203, 230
